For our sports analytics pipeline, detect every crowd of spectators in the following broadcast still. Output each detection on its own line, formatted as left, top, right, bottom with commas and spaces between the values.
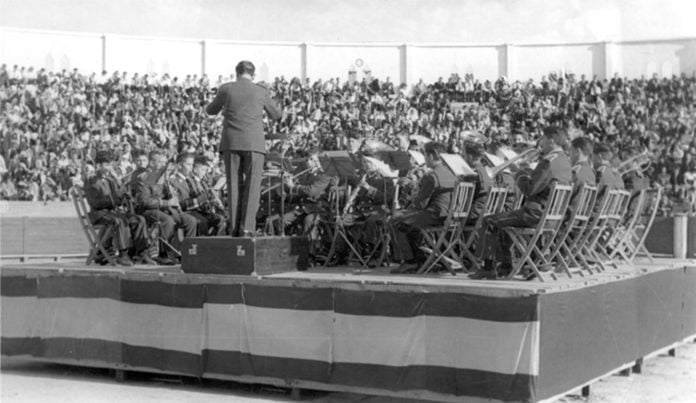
1, 63, 695, 212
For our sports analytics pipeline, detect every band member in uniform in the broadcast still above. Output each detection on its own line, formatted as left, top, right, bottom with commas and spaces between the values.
170, 154, 225, 236
471, 126, 572, 279
569, 136, 596, 206
84, 150, 153, 265
390, 142, 457, 274
205, 60, 282, 237
282, 149, 335, 234
593, 143, 624, 192
461, 142, 494, 222
132, 149, 197, 262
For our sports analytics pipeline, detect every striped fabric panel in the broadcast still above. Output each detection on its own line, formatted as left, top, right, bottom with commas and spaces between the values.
2, 275, 539, 322
1, 274, 540, 401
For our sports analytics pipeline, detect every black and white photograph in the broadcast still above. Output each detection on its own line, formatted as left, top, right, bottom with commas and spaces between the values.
1, 0, 696, 402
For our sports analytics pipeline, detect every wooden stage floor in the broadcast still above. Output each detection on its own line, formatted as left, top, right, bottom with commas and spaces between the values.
2, 257, 694, 297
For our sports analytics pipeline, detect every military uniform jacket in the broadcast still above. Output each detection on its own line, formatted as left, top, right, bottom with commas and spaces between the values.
84, 170, 124, 211
515, 148, 572, 212
413, 161, 457, 217
206, 78, 282, 154
596, 162, 625, 191
170, 171, 208, 212
132, 168, 172, 212
291, 172, 333, 201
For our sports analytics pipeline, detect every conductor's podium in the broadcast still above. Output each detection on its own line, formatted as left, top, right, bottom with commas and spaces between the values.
181, 236, 310, 275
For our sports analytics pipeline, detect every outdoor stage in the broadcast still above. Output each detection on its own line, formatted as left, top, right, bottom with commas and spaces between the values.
2, 259, 695, 402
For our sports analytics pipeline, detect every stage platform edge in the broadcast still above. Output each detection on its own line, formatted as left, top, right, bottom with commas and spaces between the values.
2, 259, 695, 403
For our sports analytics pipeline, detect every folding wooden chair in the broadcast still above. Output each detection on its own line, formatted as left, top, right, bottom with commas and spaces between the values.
460, 186, 508, 272
512, 193, 525, 210
417, 181, 476, 275
503, 184, 573, 282
594, 190, 632, 267
577, 189, 630, 272
610, 186, 662, 263
605, 189, 647, 262
546, 184, 598, 278
71, 186, 118, 266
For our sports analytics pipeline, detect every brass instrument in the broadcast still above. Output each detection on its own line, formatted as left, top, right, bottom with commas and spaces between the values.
261, 167, 313, 196
342, 174, 368, 218
618, 151, 652, 175
485, 148, 539, 177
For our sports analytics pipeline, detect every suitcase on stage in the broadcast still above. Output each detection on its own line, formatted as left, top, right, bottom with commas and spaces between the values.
181, 236, 309, 275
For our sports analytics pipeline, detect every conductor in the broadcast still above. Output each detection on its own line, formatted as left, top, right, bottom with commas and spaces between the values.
206, 61, 281, 237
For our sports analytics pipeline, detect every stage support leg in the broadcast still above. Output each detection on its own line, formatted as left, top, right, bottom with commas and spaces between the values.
668, 348, 676, 357
632, 357, 643, 374
290, 388, 302, 400
114, 369, 126, 382
581, 385, 590, 398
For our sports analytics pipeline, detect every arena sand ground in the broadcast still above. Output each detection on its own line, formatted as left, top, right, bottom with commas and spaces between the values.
2, 341, 695, 403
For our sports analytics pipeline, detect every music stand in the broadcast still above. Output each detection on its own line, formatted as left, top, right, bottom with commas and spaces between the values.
375, 150, 412, 177
319, 151, 367, 268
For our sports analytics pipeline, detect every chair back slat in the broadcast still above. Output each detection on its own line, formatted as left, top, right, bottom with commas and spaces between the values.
608, 190, 632, 220
513, 193, 525, 210
71, 186, 99, 245
575, 185, 599, 221
483, 187, 508, 217
450, 182, 476, 220
543, 184, 573, 221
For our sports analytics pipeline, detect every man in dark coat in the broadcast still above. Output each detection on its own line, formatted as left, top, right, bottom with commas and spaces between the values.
390, 142, 457, 273
205, 60, 282, 236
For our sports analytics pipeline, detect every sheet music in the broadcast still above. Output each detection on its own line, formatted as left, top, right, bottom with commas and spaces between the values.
497, 146, 518, 161
484, 152, 505, 167
409, 150, 426, 166
440, 153, 476, 177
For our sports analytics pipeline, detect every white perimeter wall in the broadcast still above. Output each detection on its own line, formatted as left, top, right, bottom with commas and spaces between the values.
1, 27, 695, 83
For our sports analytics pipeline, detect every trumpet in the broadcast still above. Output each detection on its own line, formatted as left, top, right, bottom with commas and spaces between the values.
618, 151, 652, 175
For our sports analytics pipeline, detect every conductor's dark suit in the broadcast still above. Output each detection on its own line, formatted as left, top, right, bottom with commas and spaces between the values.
206, 78, 281, 236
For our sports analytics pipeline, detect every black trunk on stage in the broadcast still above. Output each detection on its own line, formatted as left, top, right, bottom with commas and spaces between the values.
181, 236, 309, 275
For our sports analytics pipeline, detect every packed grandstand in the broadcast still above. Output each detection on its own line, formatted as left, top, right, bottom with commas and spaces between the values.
1, 64, 695, 212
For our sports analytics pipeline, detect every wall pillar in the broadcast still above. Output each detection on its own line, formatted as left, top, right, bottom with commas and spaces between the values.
603, 41, 618, 79
300, 43, 308, 84
399, 44, 408, 85
201, 40, 206, 76
101, 34, 107, 72
504, 44, 516, 81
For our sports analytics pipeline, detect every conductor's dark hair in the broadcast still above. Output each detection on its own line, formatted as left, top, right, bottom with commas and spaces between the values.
235, 61, 256, 76
424, 141, 447, 160
571, 137, 594, 157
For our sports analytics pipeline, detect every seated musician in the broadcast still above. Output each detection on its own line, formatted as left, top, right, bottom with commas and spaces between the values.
593, 143, 625, 193
390, 142, 457, 274
282, 149, 335, 235
343, 155, 399, 265
170, 153, 226, 236
461, 142, 494, 222
132, 149, 197, 264
84, 150, 154, 265
569, 136, 597, 205
470, 126, 572, 280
